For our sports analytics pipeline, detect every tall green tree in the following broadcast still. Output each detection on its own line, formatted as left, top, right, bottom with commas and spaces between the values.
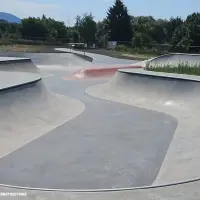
75, 13, 97, 44
107, 0, 132, 41
185, 12, 200, 46
21, 17, 48, 39
170, 24, 192, 52
150, 19, 167, 44
165, 17, 183, 41
96, 18, 109, 47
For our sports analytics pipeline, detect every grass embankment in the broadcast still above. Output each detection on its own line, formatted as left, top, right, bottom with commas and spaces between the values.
146, 62, 200, 76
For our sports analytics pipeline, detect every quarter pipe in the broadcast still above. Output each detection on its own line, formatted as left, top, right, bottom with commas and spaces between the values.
0, 56, 85, 159
87, 68, 200, 185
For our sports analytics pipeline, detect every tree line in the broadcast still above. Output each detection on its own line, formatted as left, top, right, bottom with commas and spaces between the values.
1, 0, 200, 53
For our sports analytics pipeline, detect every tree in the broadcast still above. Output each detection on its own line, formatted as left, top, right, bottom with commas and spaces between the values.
107, 0, 132, 41
149, 20, 167, 44
185, 12, 200, 46
75, 13, 97, 44
170, 24, 192, 52
131, 16, 155, 33
21, 17, 48, 39
96, 18, 109, 47
165, 17, 183, 41
41, 16, 67, 40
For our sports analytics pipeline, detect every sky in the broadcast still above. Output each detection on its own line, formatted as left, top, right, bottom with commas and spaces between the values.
1, 0, 200, 26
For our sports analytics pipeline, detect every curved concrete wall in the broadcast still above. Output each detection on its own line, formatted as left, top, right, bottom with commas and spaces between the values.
87, 69, 200, 185
0, 57, 40, 73
0, 56, 85, 159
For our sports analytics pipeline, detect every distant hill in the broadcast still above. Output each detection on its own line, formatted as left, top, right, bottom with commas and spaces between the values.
0, 12, 21, 23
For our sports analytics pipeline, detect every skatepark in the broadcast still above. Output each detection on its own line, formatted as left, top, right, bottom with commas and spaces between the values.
0, 49, 200, 199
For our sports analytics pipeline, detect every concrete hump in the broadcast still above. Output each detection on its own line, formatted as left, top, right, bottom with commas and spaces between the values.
110, 69, 200, 110
72, 65, 142, 79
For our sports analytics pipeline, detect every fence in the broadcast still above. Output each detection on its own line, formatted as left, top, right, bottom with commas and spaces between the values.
116, 41, 200, 54
1, 37, 200, 54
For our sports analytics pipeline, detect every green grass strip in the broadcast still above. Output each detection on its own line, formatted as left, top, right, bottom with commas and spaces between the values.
146, 62, 200, 76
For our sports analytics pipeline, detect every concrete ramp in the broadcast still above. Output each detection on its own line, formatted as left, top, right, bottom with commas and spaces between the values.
0, 57, 40, 73
148, 53, 200, 66
0, 57, 85, 159
87, 68, 200, 185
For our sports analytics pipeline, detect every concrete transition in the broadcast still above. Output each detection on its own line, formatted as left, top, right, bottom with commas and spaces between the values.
87, 54, 200, 186
0, 56, 85, 159
55, 48, 142, 79
72, 65, 142, 79
0, 57, 40, 73
0, 51, 200, 199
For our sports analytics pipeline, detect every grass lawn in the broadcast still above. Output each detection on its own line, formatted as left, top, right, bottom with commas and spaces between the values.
146, 62, 200, 76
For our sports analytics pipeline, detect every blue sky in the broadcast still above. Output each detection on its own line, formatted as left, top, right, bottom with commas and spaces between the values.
2, 0, 200, 25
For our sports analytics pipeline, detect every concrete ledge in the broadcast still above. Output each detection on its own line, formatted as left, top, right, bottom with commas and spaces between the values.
0, 56, 39, 73
0, 57, 31, 64
0, 71, 41, 92
73, 52, 93, 62
119, 68, 200, 82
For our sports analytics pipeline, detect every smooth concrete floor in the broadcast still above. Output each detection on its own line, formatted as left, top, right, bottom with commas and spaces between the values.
0, 53, 177, 189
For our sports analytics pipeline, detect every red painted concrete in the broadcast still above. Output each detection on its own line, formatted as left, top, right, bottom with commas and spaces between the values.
72, 65, 142, 79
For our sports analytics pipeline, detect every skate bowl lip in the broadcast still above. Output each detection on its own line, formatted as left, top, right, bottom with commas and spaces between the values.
0, 57, 41, 91
119, 68, 200, 82
0, 71, 42, 92
0, 57, 31, 64
0, 175, 199, 193
146, 53, 200, 67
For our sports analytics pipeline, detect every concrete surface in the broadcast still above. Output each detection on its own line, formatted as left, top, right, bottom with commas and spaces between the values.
0, 57, 30, 61
0, 71, 41, 90
87, 68, 200, 185
0, 52, 199, 199
72, 65, 142, 79
0, 57, 39, 73
0, 180, 200, 200
0, 77, 177, 190
0, 56, 85, 160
